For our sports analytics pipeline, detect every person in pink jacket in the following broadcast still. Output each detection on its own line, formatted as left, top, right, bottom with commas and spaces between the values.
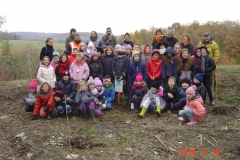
69, 53, 89, 84
178, 85, 205, 125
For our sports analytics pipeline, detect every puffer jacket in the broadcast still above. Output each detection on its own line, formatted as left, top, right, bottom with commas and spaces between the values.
184, 96, 205, 121
129, 82, 148, 102
140, 90, 160, 107
88, 61, 103, 79
104, 84, 115, 103
147, 57, 162, 79
102, 55, 114, 76
162, 57, 178, 79
194, 83, 206, 99
198, 39, 220, 63
69, 61, 89, 83
201, 54, 216, 77
40, 44, 54, 61
37, 64, 56, 88
128, 61, 148, 85
112, 55, 130, 78
55, 80, 76, 99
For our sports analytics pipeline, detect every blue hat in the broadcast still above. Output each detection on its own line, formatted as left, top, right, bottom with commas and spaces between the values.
164, 47, 175, 56
103, 75, 111, 82
194, 73, 204, 82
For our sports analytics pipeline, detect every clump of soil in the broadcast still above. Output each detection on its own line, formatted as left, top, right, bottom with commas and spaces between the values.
212, 106, 239, 115
69, 137, 106, 149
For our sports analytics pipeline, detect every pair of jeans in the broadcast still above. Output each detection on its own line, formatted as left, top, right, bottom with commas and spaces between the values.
57, 105, 72, 114
179, 108, 194, 118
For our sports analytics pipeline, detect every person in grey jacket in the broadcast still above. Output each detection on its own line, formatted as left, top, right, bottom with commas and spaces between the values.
65, 28, 76, 51
101, 27, 117, 48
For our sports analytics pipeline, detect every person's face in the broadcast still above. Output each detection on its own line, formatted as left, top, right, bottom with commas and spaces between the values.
96, 85, 102, 91
88, 46, 93, 50
150, 87, 158, 92
182, 36, 189, 42
182, 82, 189, 89
89, 84, 95, 90
107, 31, 111, 36
186, 93, 193, 100
104, 81, 110, 86
203, 35, 210, 42
97, 51, 101, 57
124, 35, 130, 41
53, 56, 59, 61
156, 31, 162, 36
153, 54, 159, 59
126, 48, 131, 54
181, 51, 189, 58
76, 56, 81, 62
79, 82, 86, 89
174, 46, 181, 53
72, 51, 78, 55
90, 32, 96, 39
43, 57, 50, 65
81, 45, 86, 51
133, 45, 139, 51
63, 75, 69, 81
115, 46, 120, 52
107, 48, 112, 55
41, 84, 49, 92
54, 96, 61, 101
145, 46, 150, 54
166, 32, 172, 38
74, 36, 80, 41
167, 53, 172, 57
47, 39, 53, 46
193, 78, 200, 84
71, 31, 76, 36
196, 51, 201, 57
93, 56, 98, 61
160, 45, 165, 49
140, 47, 144, 53
135, 80, 142, 84
168, 79, 175, 87
134, 55, 140, 61
61, 55, 67, 62
29, 88, 35, 93
201, 49, 207, 56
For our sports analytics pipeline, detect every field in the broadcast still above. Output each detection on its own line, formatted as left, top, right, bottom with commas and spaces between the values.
0, 65, 240, 160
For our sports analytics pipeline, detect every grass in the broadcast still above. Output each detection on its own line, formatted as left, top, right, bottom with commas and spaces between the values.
120, 133, 134, 141
217, 65, 240, 73
217, 92, 240, 103
87, 127, 98, 136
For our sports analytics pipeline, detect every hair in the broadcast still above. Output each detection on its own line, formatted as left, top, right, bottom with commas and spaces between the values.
174, 42, 181, 49
74, 34, 80, 38
41, 56, 50, 65
91, 31, 97, 36
134, 44, 140, 47
88, 55, 101, 65
124, 32, 130, 38
45, 38, 53, 43
168, 76, 176, 82
104, 46, 114, 56
177, 48, 193, 72
40, 82, 51, 91
155, 29, 163, 35
59, 54, 68, 63
164, 55, 174, 65
182, 34, 190, 41
77, 80, 87, 92
73, 47, 79, 52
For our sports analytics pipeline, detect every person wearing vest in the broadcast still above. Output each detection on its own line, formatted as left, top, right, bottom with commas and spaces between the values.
65, 28, 76, 51
68, 34, 81, 55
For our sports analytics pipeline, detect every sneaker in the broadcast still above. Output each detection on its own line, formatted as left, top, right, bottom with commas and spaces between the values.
178, 117, 188, 122
210, 101, 215, 106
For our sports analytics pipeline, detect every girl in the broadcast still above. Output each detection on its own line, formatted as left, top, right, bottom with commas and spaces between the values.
87, 41, 94, 56
180, 34, 194, 56
173, 42, 181, 56
68, 48, 79, 65
141, 44, 152, 63
129, 73, 148, 112
55, 54, 70, 82
162, 47, 178, 86
157, 42, 167, 60
22, 79, 37, 112
94, 77, 106, 110
40, 38, 54, 61
88, 49, 103, 79
50, 51, 60, 70
37, 56, 56, 89
178, 85, 205, 125
125, 45, 132, 59
80, 43, 87, 52
69, 53, 89, 84
103, 75, 115, 110
192, 47, 202, 73
102, 46, 114, 81
31, 82, 55, 120
114, 44, 121, 56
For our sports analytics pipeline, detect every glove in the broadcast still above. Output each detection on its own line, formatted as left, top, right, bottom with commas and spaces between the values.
94, 98, 100, 104
22, 97, 27, 103
31, 116, 37, 120
44, 105, 49, 112
122, 73, 126, 77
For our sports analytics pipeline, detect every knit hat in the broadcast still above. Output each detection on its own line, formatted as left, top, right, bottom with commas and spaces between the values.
53, 51, 60, 57
186, 85, 197, 96
83, 52, 90, 58
194, 73, 204, 82
28, 79, 37, 90
126, 45, 132, 50
55, 90, 64, 99
151, 49, 160, 56
102, 45, 107, 50
62, 70, 70, 77
94, 77, 102, 86
118, 46, 126, 55
151, 81, 160, 89
103, 75, 111, 82
132, 51, 140, 58
135, 73, 143, 82
106, 27, 112, 32
164, 47, 175, 56
91, 48, 98, 56
87, 77, 95, 86
181, 78, 191, 86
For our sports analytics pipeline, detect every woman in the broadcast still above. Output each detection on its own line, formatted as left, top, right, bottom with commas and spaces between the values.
180, 34, 194, 56
151, 29, 168, 49
40, 38, 54, 61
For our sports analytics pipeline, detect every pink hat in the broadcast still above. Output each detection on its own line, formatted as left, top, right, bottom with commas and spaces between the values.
91, 48, 98, 57
186, 85, 196, 96
28, 79, 37, 90
135, 73, 143, 82
94, 77, 102, 86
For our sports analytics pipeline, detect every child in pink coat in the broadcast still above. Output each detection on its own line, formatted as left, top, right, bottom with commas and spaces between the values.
178, 85, 205, 125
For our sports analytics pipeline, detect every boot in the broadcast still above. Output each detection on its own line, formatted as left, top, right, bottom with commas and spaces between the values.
187, 117, 197, 125
138, 107, 147, 118
25, 105, 34, 112
178, 117, 188, 122
134, 105, 140, 113
68, 112, 75, 119
155, 106, 161, 117
57, 112, 65, 118
89, 109, 96, 122
47, 112, 52, 120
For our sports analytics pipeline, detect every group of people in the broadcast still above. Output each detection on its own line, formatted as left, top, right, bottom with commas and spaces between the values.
22, 27, 220, 125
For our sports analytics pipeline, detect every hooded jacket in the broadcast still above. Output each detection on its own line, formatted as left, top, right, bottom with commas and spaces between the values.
147, 51, 162, 79
141, 44, 152, 63
128, 61, 148, 85
198, 39, 220, 63
184, 96, 205, 121
37, 64, 56, 88
162, 47, 178, 79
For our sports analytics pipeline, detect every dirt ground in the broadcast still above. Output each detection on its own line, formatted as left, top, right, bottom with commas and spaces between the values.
0, 65, 240, 160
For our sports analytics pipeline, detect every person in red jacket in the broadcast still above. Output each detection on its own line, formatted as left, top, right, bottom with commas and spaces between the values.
147, 49, 162, 88
31, 82, 55, 120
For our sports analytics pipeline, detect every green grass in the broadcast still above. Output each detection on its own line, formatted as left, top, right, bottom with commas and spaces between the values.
217, 65, 240, 73
120, 134, 134, 141
217, 92, 240, 103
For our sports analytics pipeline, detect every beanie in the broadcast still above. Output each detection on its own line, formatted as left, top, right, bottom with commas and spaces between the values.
28, 79, 37, 90
83, 52, 90, 58
132, 51, 140, 58
87, 77, 95, 86
126, 45, 132, 50
94, 77, 102, 86
53, 52, 60, 56
181, 78, 191, 86
62, 70, 70, 77
186, 85, 197, 96
151, 49, 160, 56
91, 48, 98, 57
55, 90, 64, 99
106, 27, 112, 32
103, 75, 111, 82
135, 73, 143, 82
151, 81, 160, 89
194, 73, 204, 82
102, 45, 107, 50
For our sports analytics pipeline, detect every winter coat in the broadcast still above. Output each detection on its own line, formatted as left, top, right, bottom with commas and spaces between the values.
140, 90, 161, 107
112, 55, 130, 79
120, 40, 134, 48
104, 84, 115, 103
141, 45, 152, 63
37, 64, 56, 88
88, 61, 103, 79
201, 54, 216, 77
86, 34, 100, 47
69, 61, 89, 83
101, 34, 117, 48
152, 37, 168, 49
128, 61, 148, 85
55, 80, 76, 99
162, 57, 178, 79
55, 62, 70, 82
177, 59, 196, 81
50, 61, 58, 70
77, 86, 91, 116
184, 96, 205, 121
163, 85, 179, 104
65, 35, 74, 51
102, 55, 114, 76
166, 36, 178, 48
198, 39, 220, 63
33, 88, 55, 116
178, 87, 187, 101
25, 93, 36, 105
129, 82, 148, 102
40, 44, 54, 61
180, 42, 194, 56
195, 83, 206, 99
147, 57, 162, 79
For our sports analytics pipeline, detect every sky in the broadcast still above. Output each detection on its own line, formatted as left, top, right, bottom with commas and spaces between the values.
0, 0, 239, 35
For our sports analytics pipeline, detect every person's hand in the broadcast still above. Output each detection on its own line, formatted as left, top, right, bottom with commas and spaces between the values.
44, 105, 49, 112
151, 77, 155, 80
22, 97, 27, 103
98, 102, 102, 105
168, 93, 173, 98
31, 116, 37, 120
66, 97, 71, 101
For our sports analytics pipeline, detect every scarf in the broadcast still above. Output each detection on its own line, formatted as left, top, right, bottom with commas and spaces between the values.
58, 61, 69, 75
155, 35, 163, 42
91, 88, 98, 95
182, 41, 189, 46
133, 60, 140, 66
133, 82, 144, 89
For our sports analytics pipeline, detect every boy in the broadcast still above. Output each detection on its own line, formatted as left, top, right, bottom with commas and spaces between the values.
193, 73, 206, 101
103, 75, 115, 110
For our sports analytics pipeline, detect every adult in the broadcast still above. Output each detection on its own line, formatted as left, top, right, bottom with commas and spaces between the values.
165, 29, 178, 48
120, 33, 134, 48
86, 31, 100, 47
180, 34, 194, 56
151, 29, 168, 49
101, 27, 117, 48
65, 28, 76, 51
68, 34, 81, 55
40, 38, 54, 61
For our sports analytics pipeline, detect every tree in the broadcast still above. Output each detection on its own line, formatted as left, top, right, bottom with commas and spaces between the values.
0, 16, 6, 29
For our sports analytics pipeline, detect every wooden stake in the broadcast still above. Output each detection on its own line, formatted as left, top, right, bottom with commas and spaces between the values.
65, 95, 71, 148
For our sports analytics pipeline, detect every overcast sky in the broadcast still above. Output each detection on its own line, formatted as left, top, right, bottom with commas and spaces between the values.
1, 0, 239, 35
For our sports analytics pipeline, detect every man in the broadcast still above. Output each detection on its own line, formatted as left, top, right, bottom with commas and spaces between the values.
101, 27, 117, 48
68, 34, 81, 55
165, 29, 178, 48
86, 31, 100, 47
120, 33, 134, 48
65, 28, 76, 52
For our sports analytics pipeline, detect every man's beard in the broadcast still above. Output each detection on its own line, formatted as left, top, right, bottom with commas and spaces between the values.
75, 40, 80, 44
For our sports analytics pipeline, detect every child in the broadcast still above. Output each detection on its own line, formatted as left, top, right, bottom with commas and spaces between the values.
173, 42, 181, 56
80, 43, 87, 52
162, 47, 178, 87
158, 42, 167, 60
138, 81, 163, 118
133, 44, 140, 53
31, 82, 55, 120
55, 70, 76, 118
178, 85, 205, 125
55, 54, 70, 82
83, 51, 90, 63
69, 53, 89, 84
102, 46, 114, 81
76, 80, 88, 115
193, 73, 206, 101
103, 75, 115, 110
94, 77, 106, 110
88, 49, 103, 79
125, 45, 132, 59
192, 47, 202, 73
129, 73, 148, 112
173, 78, 190, 110
162, 76, 178, 113
37, 56, 56, 89
87, 41, 94, 56
140, 45, 145, 55
114, 44, 121, 56
22, 79, 37, 112
50, 51, 60, 70
141, 44, 152, 63
68, 48, 79, 65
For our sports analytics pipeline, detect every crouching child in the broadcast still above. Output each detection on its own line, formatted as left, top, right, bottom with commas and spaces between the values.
103, 75, 115, 110
22, 79, 37, 112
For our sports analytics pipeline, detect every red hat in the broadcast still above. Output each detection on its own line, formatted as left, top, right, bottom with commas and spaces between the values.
62, 70, 70, 77
135, 73, 143, 82
55, 90, 63, 99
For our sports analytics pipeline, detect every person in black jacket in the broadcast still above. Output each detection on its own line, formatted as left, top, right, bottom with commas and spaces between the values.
40, 38, 54, 61
180, 34, 194, 56
102, 46, 115, 82
166, 29, 178, 48
88, 49, 103, 79
120, 33, 134, 48
193, 73, 206, 101
200, 46, 216, 106
152, 29, 168, 49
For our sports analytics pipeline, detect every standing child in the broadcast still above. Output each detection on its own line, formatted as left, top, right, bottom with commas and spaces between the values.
178, 85, 205, 125
193, 73, 206, 101
31, 82, 55, 120
37, 56, 56, 89
87, 41, 94, 56
103, 75, 115, 110
94, 77, 106, 110
141, 44, 152, 63
22, 79, 37, 112
157, 42, 167, 60
125, 45, 132, 59
68, 48, 79, 65
129, 73, 148, 112
55, 54, 70, 82
102, 46, 114, 81
173, 42, 181, 56
88, 49, 103, 79
114, 44, 121, 56
50, 52, 60, 70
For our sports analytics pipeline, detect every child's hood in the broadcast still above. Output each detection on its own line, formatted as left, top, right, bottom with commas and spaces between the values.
189, 95, 203, 104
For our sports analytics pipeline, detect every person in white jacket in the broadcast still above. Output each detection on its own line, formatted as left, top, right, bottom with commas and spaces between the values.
37, 56, 56, 88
